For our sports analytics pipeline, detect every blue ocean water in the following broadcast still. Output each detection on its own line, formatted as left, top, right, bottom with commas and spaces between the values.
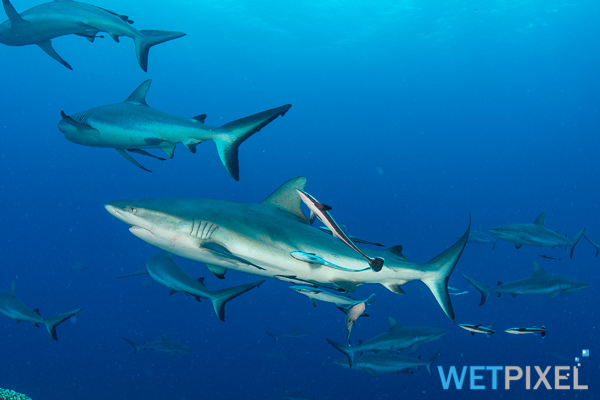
0, 0, 598, 398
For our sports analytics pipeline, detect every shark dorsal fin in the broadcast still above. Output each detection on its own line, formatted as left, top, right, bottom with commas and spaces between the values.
3, 0, 29, 26
532, 262, 547, 276
388, 317, 402, 330
9, 280, 15, 295
533, 212, 546, 226
260, 177, 308, 223
124, 80, 151, 106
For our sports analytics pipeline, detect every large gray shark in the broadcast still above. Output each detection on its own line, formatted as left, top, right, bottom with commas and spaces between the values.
0, 0, 185, 70
104, 177, 470, 321
122, 334, 192, 354
463, 261, 591, 306
0, 281, 81, 340
119, 252, 264, 321
487, 212, 584, 258
58, 80, 291, 179
334, 348, 441, 376
327, 317, 447, 367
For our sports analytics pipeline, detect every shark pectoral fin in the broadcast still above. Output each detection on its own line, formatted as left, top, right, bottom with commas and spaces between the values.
3, 0, 29, 27
127, 149, 166, 161
549, 290, 562, 299
310, 298, 317, 307
215, 104, 292, 181
37, 40, 72, 70
115, 149, 152, 172
201, 242, 265, 270
206, 264, 227, 279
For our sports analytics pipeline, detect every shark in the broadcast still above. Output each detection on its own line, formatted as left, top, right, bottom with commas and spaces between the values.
0, 0, 185, 71
458, 324, 495, 336
468, 225, 497, 249
334, 348, 441, 376
505, 326, 546, 338
58, 80, 291, 179
487, 212, 585, 258
122, 334, 192, 354
463, 261, 591, 306
265, 326, 316, 344
0, 281, 81, 340
104, 177, 470, 322
327, 317, 448, 367
118, 252, 264, 321
583, 234, 600, 257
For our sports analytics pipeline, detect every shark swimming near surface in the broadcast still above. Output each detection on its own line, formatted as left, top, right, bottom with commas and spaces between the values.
0, 281, 81, 340
463, 261, 590, 306
104, 177, 470, 322
58, 80, 291, 179
0, 0, 185, 70
122, 334, 192, 354
327, 317, 448, 367
487, 212, 584, 258
118, 252, 264, 321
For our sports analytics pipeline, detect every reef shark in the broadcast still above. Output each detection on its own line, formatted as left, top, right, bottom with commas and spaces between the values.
122, 334, 192, 354
334, 348, 441, 376
0, 0, 185, 70
463, 261, 590, 306
104, 177, 470, 322
487, 212, 584, 257
118, 252, 264, 321
0, 281, 81, 340
58, 79, 291, 179
326, 317, 447, 367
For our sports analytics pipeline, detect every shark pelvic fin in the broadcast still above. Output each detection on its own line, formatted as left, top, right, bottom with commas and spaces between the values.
260, 177, 309, 223
2, 0, 29, 26
159, 145, 176, 159
115, 149, 151, 172
124, 80, 151, 106
37, 40, 72, 70
206, 264, 227, 279
214, 104, 292, 180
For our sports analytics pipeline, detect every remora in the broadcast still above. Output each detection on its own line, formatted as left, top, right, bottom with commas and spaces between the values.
104, 177, 470, 321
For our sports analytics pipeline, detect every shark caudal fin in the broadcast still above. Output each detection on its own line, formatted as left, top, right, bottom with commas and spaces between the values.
569, 227, 585, 259
122, 337, 141, 354
326, 338, 355, 368
210, 280, 265, 321
213, 104, 292, 180
421, 219, 471, 323
426, 348, 442, 375
462, 275, 492, 306
43, 308, 82, 341
134, 30, 186, 72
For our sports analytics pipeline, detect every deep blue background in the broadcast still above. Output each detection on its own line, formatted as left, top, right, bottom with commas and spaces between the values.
0, 0, 598, 399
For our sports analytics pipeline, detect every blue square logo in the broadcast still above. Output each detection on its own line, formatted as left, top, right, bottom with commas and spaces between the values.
582, 349, 589, 357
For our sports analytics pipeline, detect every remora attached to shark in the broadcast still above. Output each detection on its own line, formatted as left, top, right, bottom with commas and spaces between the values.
118, 252, 264, 321
0, 281, 81, 340
58, 80, 292, 179
122, 334, 192, 354
463, 261, 590, 306
488, 212, 585, 258
0, 0, 185, 70
104, 177, 471, 321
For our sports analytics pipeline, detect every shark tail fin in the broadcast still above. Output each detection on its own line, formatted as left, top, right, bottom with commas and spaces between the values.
213, 104, 292, 180
134, 30, 186, 72
122, 337, 141, 354
569, 227, 585, 259
265, 331, 278, 344
421, 219, 471, 323
210, 280, 265, 321
326, 338, 355, 368
426, 348, 442, 375
462, 275, 492, 306
43, 308, 82, 341
583, 234, 600, 257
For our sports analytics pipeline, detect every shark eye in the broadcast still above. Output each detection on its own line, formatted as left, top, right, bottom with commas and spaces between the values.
128, 207, 137, 215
